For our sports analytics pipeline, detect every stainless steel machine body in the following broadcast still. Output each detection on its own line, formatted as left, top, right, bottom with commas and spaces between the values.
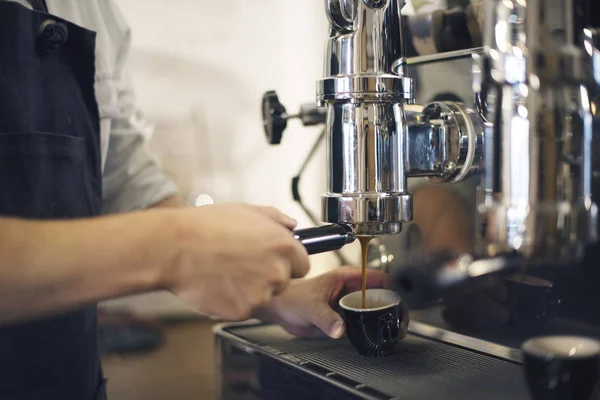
313, 0, 599, 268
475, 0, 599, 265
261, 0, 599, 296
317, 0, 487, 237
318, 0, 414, 236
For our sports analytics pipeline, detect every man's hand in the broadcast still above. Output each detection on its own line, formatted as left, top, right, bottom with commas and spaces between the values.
0, 203, 308, 326
253, 267, 409, 339
165, 204, 310, 322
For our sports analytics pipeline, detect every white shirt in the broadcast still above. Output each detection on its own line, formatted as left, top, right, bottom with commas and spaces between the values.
5, 0, 178, 214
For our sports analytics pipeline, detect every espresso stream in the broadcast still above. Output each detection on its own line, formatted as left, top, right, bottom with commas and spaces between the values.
359, 237, 373, 309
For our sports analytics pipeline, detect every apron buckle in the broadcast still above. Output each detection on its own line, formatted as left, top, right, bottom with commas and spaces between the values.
37, 19, 68, 55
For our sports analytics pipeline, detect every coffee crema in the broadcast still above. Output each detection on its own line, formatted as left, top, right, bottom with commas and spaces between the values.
339, 289, 401, 311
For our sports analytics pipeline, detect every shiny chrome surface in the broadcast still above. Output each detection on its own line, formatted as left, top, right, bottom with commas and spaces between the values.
406, 47, 484, 67
403, 3, 483, 58
315, 0, 598, 257
322, 193, 412, 236
321, 0, 407, 77
324, 101, 407, 196
319, 0, 414, 236
317, 0, 486, 236
317, 76, 414, 102
475, 0, 599, 264
405, 101, 485, 182
406, 10, 440, 56
584, 28, 600, 88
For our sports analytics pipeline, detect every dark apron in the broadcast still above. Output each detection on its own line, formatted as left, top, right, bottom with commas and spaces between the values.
0, 1, 105, 399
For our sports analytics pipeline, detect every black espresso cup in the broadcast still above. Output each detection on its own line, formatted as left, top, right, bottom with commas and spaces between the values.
339, 289, 405, 357
522, 336, 600, 400
504, 274, 560, 328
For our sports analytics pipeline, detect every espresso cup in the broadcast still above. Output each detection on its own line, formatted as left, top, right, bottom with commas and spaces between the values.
339, 289, 405, 358
522, 336, 600, 400
504, 274, 560, 328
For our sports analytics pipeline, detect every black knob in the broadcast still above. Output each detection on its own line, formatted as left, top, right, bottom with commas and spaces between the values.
262, 91, 288, 145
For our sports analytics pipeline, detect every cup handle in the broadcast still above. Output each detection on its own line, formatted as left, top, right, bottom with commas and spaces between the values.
378, 313, 400, 344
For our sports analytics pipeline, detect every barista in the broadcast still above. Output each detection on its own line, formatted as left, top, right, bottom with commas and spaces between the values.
0, 1, 396, 399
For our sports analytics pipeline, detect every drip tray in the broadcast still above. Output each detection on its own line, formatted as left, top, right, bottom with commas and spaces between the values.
217, 323, 530, 400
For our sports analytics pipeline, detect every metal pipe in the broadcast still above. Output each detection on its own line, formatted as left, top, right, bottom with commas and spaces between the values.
318, 0, 414, 237
475, 0, 598, 264
405, 101, 484, 181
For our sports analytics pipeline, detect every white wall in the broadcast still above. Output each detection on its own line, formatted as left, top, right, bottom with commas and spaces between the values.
102, 0, 349, 316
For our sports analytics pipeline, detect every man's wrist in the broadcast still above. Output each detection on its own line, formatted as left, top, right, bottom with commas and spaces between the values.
146, 209, 187, 290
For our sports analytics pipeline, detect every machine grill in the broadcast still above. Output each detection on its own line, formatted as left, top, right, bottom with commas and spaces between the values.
224, 324, 530, 400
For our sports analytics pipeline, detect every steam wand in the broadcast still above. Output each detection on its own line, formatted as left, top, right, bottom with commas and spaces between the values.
393, 251, 524, 310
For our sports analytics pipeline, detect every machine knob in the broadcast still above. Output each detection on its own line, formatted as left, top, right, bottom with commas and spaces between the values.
262, 91, 288, 145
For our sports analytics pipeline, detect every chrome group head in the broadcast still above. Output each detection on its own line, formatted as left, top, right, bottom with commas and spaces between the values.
318, 0, 414, 236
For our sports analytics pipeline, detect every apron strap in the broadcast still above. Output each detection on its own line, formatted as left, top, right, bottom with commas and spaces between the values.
25, 0, 48, 13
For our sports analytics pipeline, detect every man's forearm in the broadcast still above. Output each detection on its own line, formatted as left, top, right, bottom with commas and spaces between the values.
0, 211, 175, 326
151, 195, 185, 209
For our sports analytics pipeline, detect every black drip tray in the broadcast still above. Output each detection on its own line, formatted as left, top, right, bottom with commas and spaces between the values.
222, 323, 530, 400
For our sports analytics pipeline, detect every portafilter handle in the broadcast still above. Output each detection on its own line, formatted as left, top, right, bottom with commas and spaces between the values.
394, 251, 524, 310
293, 224, 355, 255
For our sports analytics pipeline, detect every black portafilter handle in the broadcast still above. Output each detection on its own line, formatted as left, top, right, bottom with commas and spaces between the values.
293, 224, 355, 255
393, 251, 524, 310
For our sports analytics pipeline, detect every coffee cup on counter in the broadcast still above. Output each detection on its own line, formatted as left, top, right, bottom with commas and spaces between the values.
339, 289, 407, 358
522, 336, 600, 400
504, 274, 560, 329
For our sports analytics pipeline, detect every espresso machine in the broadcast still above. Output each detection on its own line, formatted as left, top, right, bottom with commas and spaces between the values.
214, 0, 600, 398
